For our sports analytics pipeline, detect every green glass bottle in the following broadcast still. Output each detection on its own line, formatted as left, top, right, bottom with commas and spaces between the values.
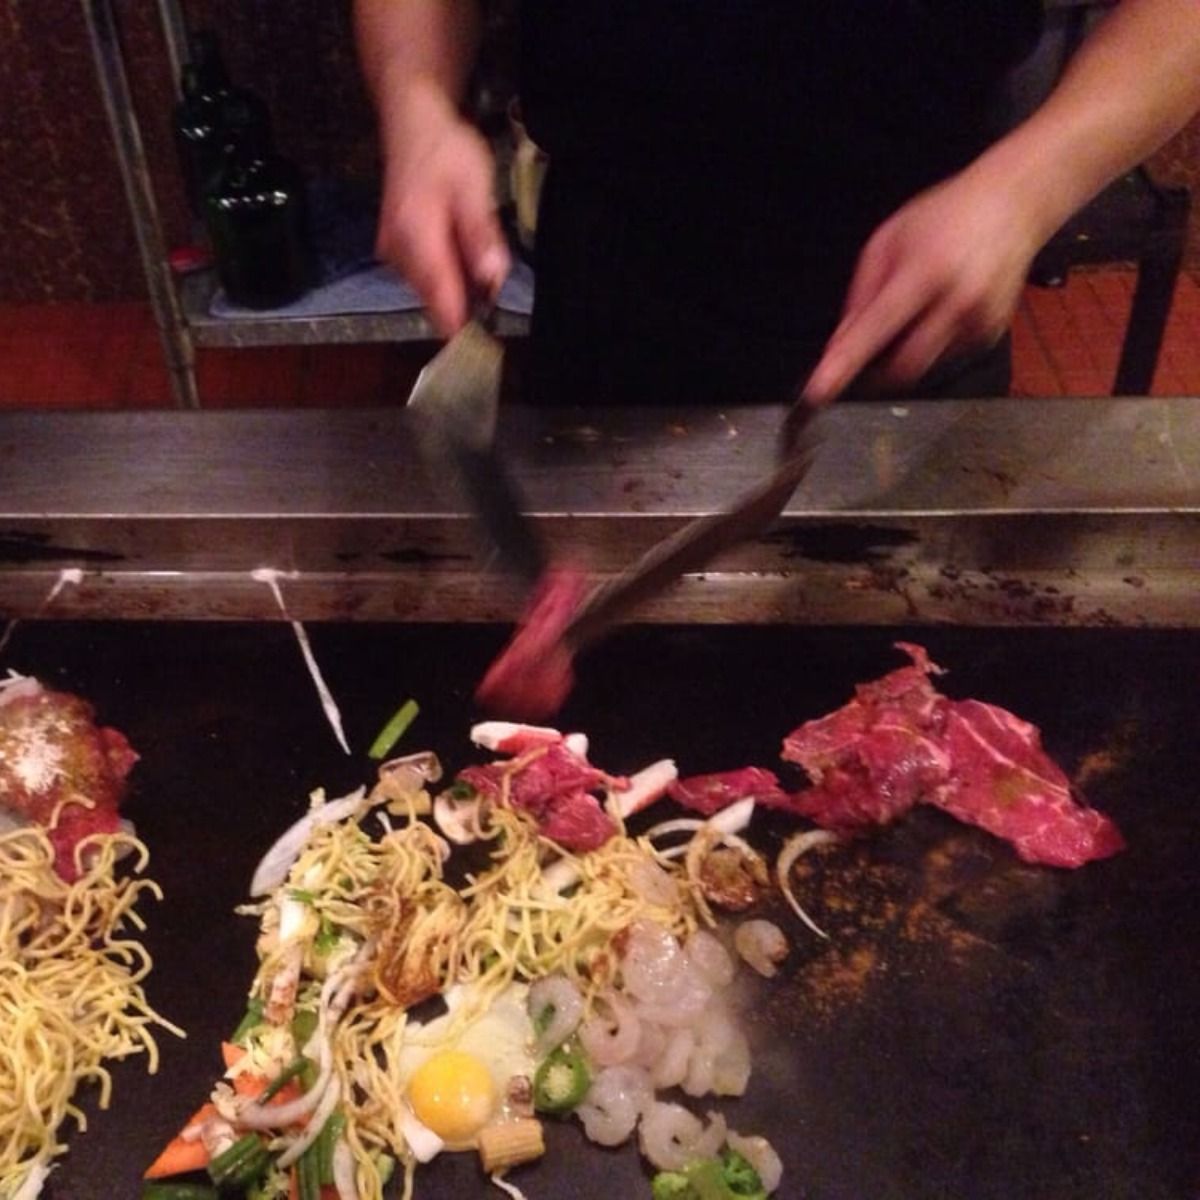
173, 31, 270, 218
204, 99, 313, 310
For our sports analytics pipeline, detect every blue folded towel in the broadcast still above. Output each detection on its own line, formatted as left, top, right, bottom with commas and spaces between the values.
210, 259, 535, 321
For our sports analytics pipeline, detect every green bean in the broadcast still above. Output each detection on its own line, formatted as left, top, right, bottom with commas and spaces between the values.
141, 1184, 220, 1200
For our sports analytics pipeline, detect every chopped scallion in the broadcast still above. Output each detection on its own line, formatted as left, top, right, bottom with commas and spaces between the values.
367, 698, 420, 760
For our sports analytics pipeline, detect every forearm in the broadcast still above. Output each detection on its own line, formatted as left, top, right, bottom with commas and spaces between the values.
354, 0, 483, 142
968, 0, 1200, 249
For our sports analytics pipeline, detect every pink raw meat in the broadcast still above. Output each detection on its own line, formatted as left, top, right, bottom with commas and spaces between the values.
475, 565, 588, 722
933, 700, 1125, 867
779, 644, 1123, 868
0, 679, 138, 881
455, 739, 618, 852
667, 767, 789, 816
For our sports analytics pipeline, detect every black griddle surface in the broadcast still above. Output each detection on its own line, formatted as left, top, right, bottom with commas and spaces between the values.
5, 622, 1198, 1200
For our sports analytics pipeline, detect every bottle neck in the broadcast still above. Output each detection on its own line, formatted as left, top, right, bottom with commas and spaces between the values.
188, 31, 231, 98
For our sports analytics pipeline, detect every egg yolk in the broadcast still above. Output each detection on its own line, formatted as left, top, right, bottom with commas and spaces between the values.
408, 1050, 497, 1145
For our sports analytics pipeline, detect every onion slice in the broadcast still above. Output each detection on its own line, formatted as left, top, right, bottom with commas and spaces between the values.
537, 853, 585, 897
563, 732, 590, 759
776, 829, 838, 940
12, 1159, 51, 1200
609, 759, 678, 821
278, 1076, 342, 1168
646, 797, 756, 846
250, 788, 368, 896
398, 1103, 444, 1163
489, 1174, 532, 1200
239, 959, 355, 1130
332, 1139, 356, 1200
470, 721, 563, 752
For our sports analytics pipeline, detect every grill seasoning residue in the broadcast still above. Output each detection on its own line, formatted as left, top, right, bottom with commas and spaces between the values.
762, 814, 1063, 1026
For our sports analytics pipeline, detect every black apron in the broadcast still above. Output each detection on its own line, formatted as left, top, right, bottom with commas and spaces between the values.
517, 1, 1043, 404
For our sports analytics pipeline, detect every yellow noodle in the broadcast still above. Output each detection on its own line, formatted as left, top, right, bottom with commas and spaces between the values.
0, 827, 179, 1196
229, 782, 713, 1197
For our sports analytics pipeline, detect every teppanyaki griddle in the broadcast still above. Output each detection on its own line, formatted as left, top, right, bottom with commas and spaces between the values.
7, 619, 1198, 1200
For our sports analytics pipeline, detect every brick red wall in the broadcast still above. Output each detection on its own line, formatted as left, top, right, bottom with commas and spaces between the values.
0, 2, 1196, 303
0, 0, 378, 302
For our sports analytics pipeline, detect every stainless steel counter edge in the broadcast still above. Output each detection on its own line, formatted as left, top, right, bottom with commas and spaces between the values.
1, 399, 1197, 625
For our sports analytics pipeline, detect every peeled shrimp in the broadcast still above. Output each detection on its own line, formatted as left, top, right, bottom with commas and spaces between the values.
627, 858, 681, 908
579, 990, 641, 1067
577, 1065, 654, 1146
528, 974, 584, 1056
685, 929, 736, 988
734, 919, 789, 979
682, 1006, 733, 1097
638, 1103, 727, 1171
728, 1131, 783, 1193
649, 1026, 696, 1090
620, 920, 692, 1003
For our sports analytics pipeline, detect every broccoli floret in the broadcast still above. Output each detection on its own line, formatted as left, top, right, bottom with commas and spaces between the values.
650, 1149, 769, 1200
651, 1172, 694, 1200
721, 1149, 767, 1199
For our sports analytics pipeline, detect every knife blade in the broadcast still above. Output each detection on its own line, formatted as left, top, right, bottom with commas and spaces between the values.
405, 315, 549, 586
564, 405, 822, 651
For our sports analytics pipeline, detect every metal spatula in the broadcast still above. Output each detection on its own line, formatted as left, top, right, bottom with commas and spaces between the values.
405, 314, 549, 585
564, 403, 823, 650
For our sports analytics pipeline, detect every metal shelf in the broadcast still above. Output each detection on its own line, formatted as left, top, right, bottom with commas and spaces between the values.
182, 269, 529, 349
83, 0, 513, 404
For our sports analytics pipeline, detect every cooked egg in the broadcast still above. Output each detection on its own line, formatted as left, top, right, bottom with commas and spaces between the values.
395, 982, 537, 1153
408, 1049, 497, 1143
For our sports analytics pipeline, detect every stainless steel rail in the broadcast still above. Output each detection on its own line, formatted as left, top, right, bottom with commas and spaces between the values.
81, 0, 199, 408
1, 398, 1196, 626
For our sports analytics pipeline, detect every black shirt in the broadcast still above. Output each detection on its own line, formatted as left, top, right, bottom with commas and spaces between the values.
522, 3, 1041, 205
517, 3, 1044, 401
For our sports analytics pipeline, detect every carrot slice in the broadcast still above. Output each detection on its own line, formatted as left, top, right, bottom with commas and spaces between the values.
143, 1101, 217, 1178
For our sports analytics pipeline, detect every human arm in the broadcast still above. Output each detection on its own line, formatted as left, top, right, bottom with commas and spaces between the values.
354, 0, 510, 335
803, 0, 1200, 402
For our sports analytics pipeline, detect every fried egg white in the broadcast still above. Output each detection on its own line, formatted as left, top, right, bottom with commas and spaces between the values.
395, 982, 536, 1151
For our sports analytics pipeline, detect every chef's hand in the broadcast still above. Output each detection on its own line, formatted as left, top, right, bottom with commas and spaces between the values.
802, 170, 1040, 403
375, 89, 510, 336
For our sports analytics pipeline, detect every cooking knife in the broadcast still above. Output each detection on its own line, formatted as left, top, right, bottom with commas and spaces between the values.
405, 313, 549, 586
564, 404, 822, 651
